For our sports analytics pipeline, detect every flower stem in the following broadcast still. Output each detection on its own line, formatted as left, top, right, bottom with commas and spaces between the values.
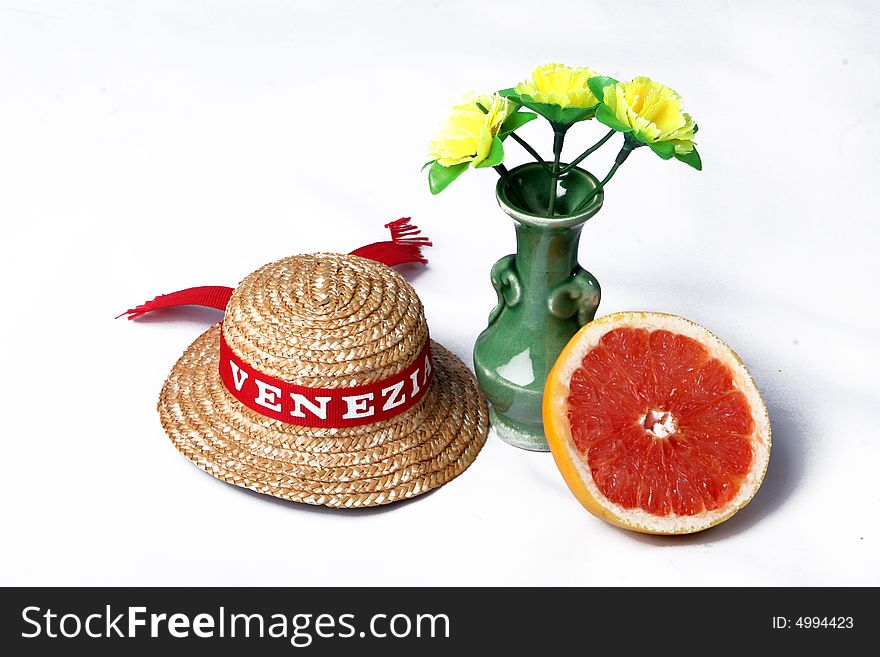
570, 144, 633, 214
548, 125, 568, 216
560, 129, 616, 174
509, 133, 551, 171
494, 163, 528, 210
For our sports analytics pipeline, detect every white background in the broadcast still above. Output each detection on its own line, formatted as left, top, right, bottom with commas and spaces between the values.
1, 0, 878, 586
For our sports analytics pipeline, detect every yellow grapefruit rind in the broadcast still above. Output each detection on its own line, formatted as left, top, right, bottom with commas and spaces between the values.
543, 312, 771, 535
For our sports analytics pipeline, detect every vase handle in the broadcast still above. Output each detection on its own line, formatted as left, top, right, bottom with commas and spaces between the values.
487, 255, 522, 325
547, 267, 601, 326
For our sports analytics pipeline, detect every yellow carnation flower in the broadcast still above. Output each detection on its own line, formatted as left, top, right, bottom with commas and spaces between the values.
603, 77, 696, 154
428, 93, 514, 167
515, 62, 601, 108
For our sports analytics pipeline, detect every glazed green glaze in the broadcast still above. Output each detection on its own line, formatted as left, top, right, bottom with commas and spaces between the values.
473, 162, 603, 450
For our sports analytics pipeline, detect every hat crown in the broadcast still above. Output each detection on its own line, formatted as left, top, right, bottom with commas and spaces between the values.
221, 253, 429, 388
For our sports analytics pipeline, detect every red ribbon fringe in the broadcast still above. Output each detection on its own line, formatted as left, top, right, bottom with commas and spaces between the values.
118, 217, 431, 320
349, 217, 432, 266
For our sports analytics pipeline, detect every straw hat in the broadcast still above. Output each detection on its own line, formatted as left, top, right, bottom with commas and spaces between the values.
156, 252, 489, 508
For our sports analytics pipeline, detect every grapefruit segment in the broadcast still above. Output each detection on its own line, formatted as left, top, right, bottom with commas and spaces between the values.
544, 312, 771, 534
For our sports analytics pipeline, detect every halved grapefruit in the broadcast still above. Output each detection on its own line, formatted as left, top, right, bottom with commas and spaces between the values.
544, 312, 770, 534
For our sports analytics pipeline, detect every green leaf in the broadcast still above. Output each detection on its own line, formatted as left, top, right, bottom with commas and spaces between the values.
647, 140, 675, 159
475, 136, 504, 168
421, 160, 435, 171
674, 146, 702, 170
525, 98, 597, 125
587, 76, 618, 103
554, 104, 598, 124
498, 111, 537, 139
428, 161, 469, 194
595, 104, 631, 133
497, 87, 596, 126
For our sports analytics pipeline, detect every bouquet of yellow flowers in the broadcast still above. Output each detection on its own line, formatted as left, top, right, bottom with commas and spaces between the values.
425, 63, 703, 451
425, 63, 701, 216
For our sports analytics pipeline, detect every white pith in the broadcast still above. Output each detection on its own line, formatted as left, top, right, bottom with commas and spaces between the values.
550, 312, 771, 534
641, 409, 676, 439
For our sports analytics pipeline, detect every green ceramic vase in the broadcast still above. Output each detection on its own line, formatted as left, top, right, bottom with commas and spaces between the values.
473, 162, 604, 451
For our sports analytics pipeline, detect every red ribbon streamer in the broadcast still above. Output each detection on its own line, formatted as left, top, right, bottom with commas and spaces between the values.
115, 286, 233, 320
218, 332, 434, 427
350, 217, 432, 265
117, 217, 430, 320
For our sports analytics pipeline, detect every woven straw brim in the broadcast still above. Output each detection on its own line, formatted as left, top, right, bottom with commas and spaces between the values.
158, 325, 488, 508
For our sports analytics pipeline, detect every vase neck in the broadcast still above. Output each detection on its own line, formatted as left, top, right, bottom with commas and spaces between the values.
514, 222, 583, 289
